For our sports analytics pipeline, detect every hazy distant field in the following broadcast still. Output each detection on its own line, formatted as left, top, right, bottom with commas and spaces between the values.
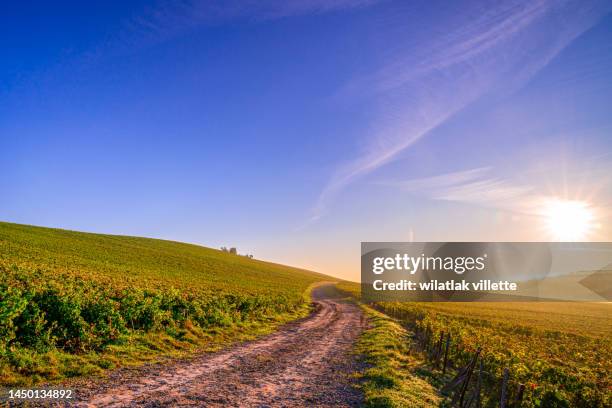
337, 281, 611, 407
0, 222, 327, 385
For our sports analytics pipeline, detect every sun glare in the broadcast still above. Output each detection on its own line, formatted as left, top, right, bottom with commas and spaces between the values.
543, 199, 595, 241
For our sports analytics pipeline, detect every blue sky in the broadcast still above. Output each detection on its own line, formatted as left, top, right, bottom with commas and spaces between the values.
2, 0, 611, 280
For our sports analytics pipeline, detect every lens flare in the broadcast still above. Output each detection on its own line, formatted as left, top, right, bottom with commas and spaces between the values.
543, 199, 595, 241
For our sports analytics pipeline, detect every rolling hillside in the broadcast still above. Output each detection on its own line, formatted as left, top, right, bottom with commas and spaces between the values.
0, 221, 330, 385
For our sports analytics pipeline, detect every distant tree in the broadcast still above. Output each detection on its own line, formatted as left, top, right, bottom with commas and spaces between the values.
221, 246, 245, 256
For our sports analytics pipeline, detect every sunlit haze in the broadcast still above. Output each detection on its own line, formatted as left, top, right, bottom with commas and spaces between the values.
543, 199, 597, 241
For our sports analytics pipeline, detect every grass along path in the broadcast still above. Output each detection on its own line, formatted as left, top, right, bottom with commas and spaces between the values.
354, 304, 440, 407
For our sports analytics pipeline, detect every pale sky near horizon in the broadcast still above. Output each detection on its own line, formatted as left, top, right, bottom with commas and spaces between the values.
2, 1, 612, 281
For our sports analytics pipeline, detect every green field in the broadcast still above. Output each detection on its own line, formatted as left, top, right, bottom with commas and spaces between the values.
0, 221, 329, 385
337, 281, 611, 408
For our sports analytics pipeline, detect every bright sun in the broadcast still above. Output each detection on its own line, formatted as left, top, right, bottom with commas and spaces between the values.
543, 199, 595, 241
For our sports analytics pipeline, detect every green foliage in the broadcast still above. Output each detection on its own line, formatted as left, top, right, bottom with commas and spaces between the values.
338, 281, 611, 408
0, 221, 327, 385
377, 302, 610, 408
0, 285, 28, 353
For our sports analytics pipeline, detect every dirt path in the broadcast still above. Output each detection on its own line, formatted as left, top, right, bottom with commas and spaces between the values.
71, 284, 365, 407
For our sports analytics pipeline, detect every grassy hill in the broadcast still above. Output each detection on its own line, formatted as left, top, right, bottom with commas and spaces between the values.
0, 221, 330, 385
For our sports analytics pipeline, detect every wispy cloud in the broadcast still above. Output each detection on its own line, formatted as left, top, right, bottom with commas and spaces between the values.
381, 167, 541, 214
369, 1, 551, 93
112, 0, 382, 52
311, 0, 612, 222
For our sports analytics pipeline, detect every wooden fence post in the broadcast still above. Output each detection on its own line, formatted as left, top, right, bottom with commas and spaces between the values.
458, 348, 481, 407
500, 368, 509, 408
436, 331, 444, 364
464, 361, 481, 408
470, 359, 482, 408
515, 383, 525, 407
442, 332, 451, 374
